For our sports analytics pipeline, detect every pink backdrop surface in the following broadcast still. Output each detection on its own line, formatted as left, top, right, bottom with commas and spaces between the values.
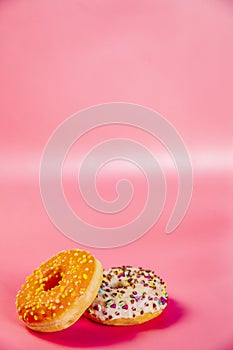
0, 1, 233, 350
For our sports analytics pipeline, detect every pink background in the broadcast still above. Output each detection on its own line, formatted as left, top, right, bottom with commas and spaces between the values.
0, 1, 233, 349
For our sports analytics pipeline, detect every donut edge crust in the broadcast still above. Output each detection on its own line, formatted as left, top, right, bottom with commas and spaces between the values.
25, 258, 103, 332
85, 309, 164, 326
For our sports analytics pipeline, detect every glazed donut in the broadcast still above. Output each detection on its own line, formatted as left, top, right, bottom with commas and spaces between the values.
16, 249, 102, 332
85, 266, 168, 326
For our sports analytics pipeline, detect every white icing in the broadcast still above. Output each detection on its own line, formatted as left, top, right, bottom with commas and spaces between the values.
87, 266, 168, 321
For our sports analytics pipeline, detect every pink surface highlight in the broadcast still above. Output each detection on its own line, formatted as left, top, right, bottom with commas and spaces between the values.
0, 1, 233, 350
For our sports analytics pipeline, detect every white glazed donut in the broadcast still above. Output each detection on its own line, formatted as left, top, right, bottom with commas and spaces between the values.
85, 266, 168, 325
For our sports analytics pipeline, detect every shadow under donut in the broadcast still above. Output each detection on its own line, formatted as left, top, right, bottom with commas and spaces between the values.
27, 298, 186, 348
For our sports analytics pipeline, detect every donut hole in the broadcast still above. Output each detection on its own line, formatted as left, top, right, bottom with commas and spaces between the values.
111, 280, 128, 289
44, 271, 62, 291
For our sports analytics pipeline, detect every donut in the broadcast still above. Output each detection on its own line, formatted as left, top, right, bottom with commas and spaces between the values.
16, 249, 102, 332
85, 266, 168, 326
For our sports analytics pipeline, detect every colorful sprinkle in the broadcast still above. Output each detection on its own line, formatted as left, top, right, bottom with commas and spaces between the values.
86, 266, 167, 323
94, 304, 101, 311
160, 297, 167, 305
106, 300, 114, 308
122, 304, 128, 310
118, 301, 124, 308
